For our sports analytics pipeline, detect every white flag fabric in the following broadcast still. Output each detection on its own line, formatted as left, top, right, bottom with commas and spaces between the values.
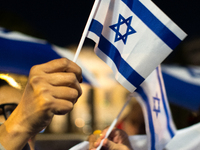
128, 122, 200, 150
87, 0, 187, 92
133, 66, 176, 150
165, 122, 200, 150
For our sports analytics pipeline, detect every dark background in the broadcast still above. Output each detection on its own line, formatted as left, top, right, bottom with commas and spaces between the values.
0, 0, 199, 47
0, 0, 200, 130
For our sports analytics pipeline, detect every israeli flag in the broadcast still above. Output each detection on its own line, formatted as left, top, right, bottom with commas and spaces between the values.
133, 66, 176, 150
0, 27, 99, 86
69, 66, 176, 150
162, 65, 200, 111
87, 0, 187, 92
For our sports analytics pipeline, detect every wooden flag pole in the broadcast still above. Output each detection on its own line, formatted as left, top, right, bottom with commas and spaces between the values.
73, 0, 100, 62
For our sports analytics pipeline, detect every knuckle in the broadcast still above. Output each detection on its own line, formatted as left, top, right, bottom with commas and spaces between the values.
69, 74, 77, 83
60, 58, 71, 68
29, 65, 40, 74
38, 87, 50, 96
38, 91, 55, 111
29, 75, 44, 86
70, 89, 79, 99
67, 102, 74, 110
35, 88, 51, 102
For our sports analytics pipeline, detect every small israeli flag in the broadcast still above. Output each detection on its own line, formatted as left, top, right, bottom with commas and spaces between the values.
87, 0, 187, 92
134, 66, 176, 150
69, 66, 177, 150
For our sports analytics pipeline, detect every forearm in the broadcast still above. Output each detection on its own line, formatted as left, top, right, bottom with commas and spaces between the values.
0, 110, 34, 150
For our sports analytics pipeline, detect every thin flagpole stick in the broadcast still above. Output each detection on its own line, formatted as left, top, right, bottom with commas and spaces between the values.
73, 0, 100, 62
96, 94, 133, 150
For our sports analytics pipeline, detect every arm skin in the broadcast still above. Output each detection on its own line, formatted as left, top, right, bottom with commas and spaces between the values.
0, 58, 82, 150
89, 128, 133, 150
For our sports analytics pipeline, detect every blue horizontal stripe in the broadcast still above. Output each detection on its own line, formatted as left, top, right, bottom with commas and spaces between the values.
156, 67, 175, 138
162, 71, 200, 111
89, 19, 103, 38
135, 86, 155, 150
0, 37, 61, 75
98, 35, 144, 88
121, 0, 181, 50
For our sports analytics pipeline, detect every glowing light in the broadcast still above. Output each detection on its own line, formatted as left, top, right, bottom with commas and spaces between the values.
0, 74, 21, 89
75, 118, 85, 128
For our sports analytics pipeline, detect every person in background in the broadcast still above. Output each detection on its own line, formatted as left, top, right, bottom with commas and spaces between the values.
0, 77, 21, 125
0, 74, 39, 150
116, 99, 145, 136
0, 58, 82, 150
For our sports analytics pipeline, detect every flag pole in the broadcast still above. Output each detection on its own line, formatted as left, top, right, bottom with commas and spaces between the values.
73, 0, 100, 62
96, 93, 133, 150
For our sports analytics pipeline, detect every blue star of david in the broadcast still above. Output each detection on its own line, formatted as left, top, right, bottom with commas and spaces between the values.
153, 93, 161, 117
109, 14, 136, 45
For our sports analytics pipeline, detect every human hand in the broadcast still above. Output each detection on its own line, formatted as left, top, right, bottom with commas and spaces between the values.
88, 130, 102, 150
89, 128, 133, 150
18, 58, 82, 133
0, 58, 82, 149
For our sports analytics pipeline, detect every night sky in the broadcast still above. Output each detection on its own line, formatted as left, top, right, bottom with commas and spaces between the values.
0, 0, 199, 47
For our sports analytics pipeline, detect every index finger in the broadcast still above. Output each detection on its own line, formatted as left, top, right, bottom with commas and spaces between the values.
35, 58, 82, 82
